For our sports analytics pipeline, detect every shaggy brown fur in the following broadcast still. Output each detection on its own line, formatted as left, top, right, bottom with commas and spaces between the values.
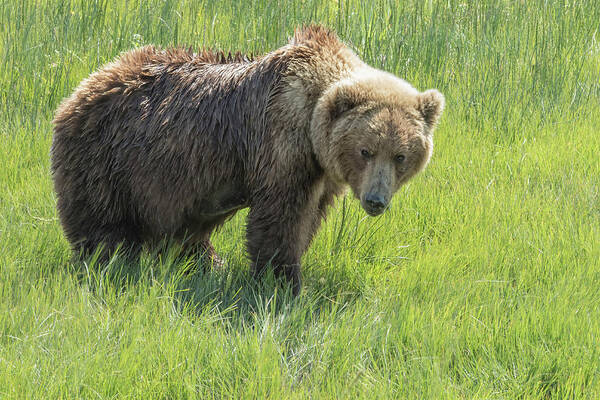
51, 25, 444, 295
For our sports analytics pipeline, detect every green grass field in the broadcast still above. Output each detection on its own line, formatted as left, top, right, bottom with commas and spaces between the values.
1, 0, 599, 398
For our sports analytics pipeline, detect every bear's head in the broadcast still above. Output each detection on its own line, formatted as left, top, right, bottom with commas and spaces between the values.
311, 68, 444, 216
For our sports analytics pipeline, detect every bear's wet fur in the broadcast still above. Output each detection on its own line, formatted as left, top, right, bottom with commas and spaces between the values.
51, 25, 444, 295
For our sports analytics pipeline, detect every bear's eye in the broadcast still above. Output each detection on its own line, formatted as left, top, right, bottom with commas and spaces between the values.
361, 149, 372, 159
395, 154, 406, 163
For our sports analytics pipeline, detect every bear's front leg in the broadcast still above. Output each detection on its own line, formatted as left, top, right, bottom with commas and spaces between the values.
246, 186, 324, 296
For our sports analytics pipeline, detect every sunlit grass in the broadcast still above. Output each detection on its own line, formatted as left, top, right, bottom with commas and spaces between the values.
0, 0, 599, 398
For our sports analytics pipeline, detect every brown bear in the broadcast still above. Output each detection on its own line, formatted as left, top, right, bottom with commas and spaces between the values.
51, 25, 444, 295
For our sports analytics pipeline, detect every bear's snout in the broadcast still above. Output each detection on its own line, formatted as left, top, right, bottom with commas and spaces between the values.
361, 192, 388, 216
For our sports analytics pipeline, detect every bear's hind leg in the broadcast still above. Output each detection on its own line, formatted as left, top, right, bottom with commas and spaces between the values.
71, 222, 142, 265
180, 212, 234, 271
181, 234, 225, 270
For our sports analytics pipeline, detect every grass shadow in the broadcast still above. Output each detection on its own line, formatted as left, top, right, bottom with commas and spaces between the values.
67, 243, 365, 334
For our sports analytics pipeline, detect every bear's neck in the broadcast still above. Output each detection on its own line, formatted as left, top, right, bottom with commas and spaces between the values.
281, 45, 363, 181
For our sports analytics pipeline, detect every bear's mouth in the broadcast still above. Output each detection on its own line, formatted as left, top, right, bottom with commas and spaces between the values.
363, 205, 387, 217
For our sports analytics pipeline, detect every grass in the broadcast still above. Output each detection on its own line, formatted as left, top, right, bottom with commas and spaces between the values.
1, 0, 599, 398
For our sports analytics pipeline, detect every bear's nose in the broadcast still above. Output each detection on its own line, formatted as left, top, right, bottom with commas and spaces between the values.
365, 193, 386, 211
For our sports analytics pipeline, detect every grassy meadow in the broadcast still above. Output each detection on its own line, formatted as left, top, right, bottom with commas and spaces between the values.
1, 0, 599, 398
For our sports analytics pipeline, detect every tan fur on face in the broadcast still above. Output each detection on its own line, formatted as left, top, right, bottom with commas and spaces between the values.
310, 65, 443, 215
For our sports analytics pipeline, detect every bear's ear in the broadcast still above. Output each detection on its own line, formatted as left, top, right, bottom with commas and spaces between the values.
329, 86, 361, 121
417, 89, 445, 129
